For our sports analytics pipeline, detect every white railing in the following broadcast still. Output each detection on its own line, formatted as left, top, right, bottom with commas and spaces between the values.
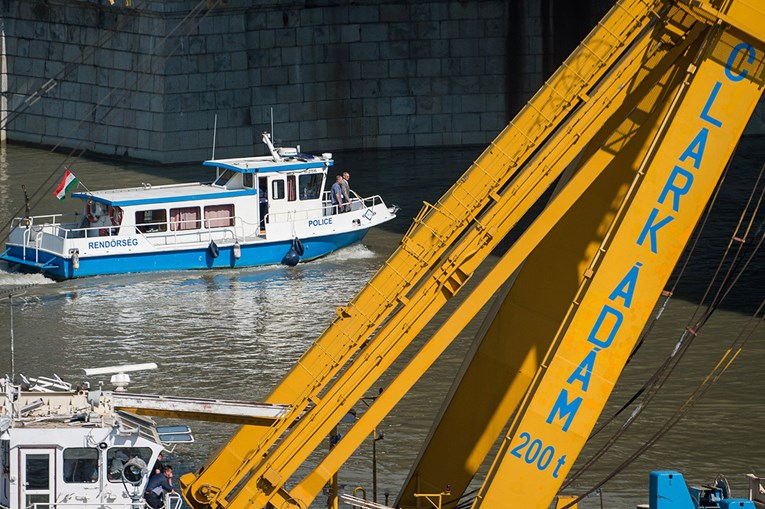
13, 214, 110, 241
29, 493, 182, 509
268, 194, 389, 224
13, 215, 261, 252
11, 213, 72, 229
747, 474, 765, 506
338, 493, 396, 509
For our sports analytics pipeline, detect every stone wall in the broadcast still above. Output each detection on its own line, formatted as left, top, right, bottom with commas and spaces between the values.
1, 0, 762, 164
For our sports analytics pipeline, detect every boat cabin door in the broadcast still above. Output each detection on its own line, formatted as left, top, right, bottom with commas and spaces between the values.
258, 176, 269, 231
264, 174, 297, 228
19, 448, 55, 509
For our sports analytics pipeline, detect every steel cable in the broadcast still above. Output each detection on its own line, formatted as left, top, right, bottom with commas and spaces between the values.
559, 161, 765, 505
0, 0, 223, 244
562, 290, 765, 508
562, 157, 765, 487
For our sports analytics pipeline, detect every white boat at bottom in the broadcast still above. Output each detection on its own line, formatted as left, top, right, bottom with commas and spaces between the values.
0, 366, 192, 509
0, 134, 397, 280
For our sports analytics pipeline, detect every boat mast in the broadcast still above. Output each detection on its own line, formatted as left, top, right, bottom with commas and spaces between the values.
8, 294, 13, 384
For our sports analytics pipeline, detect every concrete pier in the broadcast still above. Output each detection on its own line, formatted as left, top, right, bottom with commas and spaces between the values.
1, 0, 762, 164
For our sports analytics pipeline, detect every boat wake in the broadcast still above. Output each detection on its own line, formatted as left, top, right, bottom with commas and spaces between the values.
0, 269, 55, 290
324, 243, 377, 261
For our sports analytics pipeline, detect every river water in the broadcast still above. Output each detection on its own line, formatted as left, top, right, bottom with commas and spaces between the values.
0, 138, 763, 508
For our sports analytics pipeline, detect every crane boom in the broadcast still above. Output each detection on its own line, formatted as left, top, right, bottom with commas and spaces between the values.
179, 0, 765, 508
180, 0, 658, 504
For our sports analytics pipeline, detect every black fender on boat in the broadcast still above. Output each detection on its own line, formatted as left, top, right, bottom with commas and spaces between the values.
208, 240, 219, 259
281, 238, 303, 266
293, 237, 304, 256
281, 248, 300, 266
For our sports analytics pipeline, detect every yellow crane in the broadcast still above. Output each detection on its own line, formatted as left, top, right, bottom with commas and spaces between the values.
166, 0, 765, 507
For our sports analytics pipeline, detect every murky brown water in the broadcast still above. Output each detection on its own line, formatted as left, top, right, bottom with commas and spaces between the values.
0, 138, 763, 508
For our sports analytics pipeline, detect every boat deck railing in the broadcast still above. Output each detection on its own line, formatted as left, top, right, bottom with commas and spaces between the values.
10, 213, 79, 230
9, 193, 390, 253
11, 214, 263, 250
11, 213, 119, 241
27, 493, 182, 509
747, 474, 765, 506
268, 193, 388, 224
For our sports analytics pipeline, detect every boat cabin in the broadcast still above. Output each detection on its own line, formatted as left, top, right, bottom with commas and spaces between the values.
72, 144, 333, 241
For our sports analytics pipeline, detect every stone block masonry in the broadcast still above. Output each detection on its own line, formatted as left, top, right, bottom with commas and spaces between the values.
2, 0, 762, 164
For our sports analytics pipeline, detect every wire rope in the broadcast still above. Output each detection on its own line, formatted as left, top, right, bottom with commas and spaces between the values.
559, 161, 765, 505
562, 157, 765, 489
562, 292, 765, 508
0, 0, 223, 243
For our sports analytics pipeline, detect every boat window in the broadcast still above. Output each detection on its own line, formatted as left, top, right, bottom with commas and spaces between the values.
299, 173, 322, 200
106, 447, 153, 482
170, 207, 202, 231
287, 175, 297, 201
243, 173, 254, 188
24, 453, 50, 490
135, 209, 167, 233
272, 179, 285, 200
205, 204, 235, 228
63, 448, 99, 484
213, 169, 236, 187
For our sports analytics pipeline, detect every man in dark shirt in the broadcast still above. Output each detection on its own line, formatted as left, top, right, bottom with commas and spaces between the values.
331, 175, 344, 214
144, 465, 176, 509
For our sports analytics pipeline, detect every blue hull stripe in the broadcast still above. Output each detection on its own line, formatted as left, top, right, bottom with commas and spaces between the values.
2, 230, 368, 280
72, 189, 258, 207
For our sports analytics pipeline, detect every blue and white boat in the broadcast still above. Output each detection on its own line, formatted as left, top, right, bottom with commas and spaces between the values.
0, 134, 397, 279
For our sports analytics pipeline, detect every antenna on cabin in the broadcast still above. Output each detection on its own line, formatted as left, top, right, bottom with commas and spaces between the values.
4, 285, 38, 384
212, 113, 218, 160
82, 362, 157, 392
262, 132, 281, 162
270, 107, 274, 146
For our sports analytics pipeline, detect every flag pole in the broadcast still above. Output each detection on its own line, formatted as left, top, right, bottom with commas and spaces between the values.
66, 166, 91, 194
21, 184, 30, 217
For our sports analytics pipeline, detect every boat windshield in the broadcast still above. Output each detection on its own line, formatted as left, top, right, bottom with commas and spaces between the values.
213, 169, 236, 187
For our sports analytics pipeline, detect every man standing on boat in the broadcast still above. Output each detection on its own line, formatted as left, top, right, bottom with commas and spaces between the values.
341, 171, 351, 212
331, 175, 344, 214
144, 465, 177, 509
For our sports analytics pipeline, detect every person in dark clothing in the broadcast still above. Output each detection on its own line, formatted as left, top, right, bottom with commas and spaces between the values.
330, 175, 344, 214
341, 171, 351, 212
144, 465, 176, 509
152, 453, 164, 475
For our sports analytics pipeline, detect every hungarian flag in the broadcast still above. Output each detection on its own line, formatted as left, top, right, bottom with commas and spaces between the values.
54, 170, 78, 200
